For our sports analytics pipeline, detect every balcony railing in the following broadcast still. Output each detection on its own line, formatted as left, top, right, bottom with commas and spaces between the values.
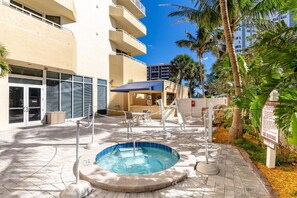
130, 0, 145, 15
111, 28, 146, 47
111, 52, 146, 65
1, 0, 72, 33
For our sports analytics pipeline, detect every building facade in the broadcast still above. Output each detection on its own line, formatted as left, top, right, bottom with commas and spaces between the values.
147, 64, 171, 81
234, 11, 296, 53
0, 0, 147, 130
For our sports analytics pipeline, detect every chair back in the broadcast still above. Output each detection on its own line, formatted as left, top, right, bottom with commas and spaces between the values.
124, 111, 133, 120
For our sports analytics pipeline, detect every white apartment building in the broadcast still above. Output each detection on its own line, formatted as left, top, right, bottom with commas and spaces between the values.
234, 11, 296, 53
0, 0, 147, 130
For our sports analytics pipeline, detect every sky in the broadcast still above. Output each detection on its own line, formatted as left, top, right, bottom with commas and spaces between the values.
136, 0, 217, 74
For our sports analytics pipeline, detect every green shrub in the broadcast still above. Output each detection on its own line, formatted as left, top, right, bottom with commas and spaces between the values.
233, 138, 266, 163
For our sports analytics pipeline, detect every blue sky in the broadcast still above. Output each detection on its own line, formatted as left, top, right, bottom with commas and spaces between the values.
136, 0, 216, 74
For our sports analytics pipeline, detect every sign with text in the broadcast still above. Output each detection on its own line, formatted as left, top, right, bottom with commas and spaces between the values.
261, 102, 279, 144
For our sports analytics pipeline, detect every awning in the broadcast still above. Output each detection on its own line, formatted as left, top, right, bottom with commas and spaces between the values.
111, 81, 163, 92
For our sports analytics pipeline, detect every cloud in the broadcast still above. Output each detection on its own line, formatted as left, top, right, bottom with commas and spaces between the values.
147, 44, 153, 48
203, 57, 209, 61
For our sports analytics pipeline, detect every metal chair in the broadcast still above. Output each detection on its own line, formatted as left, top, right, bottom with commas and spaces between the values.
142, 110, 152, 125
124, 111, 134, 139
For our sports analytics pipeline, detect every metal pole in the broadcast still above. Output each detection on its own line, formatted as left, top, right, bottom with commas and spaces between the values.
204, 113, 209, 164
76, 120, 80, 185
91, 111, 95, 144
208, 103, 213, 142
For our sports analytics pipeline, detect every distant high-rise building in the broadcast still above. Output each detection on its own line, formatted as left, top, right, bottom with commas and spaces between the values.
147, 64, 171, 80
234, 11, 296, 53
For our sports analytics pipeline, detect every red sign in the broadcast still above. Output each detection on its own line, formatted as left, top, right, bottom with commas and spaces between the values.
261, 102, 279, 144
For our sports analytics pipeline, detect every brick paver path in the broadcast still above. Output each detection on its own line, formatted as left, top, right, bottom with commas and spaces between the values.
0, 117, 269, 197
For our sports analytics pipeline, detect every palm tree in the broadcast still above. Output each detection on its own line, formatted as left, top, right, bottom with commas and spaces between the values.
0, 44, 9, 78
169, 0, 286, 139
176, 27, 221, 98
184, 61, 200, 98
169, 54, 193, 85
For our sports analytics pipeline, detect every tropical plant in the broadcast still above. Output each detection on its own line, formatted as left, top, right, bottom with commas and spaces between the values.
169, 0, 287, 139
184, 61, 200, 98
169, 54, 194, 85
0, 44, 9, 77
175, 27, 222, 98
251, 21, 297, 145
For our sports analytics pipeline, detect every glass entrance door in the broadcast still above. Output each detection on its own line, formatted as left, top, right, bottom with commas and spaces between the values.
9, 84, 43, 125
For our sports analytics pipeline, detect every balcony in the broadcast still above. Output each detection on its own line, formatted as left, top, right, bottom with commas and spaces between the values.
109, 5, 146, 37
109, 29, 146, 56
117, 0, 145, 19
0, 3, 76, 73
109, 53, 147, 85
12, 0, 76, 21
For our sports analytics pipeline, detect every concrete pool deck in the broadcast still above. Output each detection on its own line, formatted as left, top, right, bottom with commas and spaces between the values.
0, 116, 270, 197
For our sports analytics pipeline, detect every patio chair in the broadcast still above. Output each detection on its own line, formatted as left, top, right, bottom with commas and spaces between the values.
142, 110, 152, 125
124, 111, 134, 139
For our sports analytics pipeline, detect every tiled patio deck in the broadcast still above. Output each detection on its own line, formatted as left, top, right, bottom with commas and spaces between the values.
0, 116, 269, 198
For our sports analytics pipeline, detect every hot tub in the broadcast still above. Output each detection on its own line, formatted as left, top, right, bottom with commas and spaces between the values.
78, 141, 195, 192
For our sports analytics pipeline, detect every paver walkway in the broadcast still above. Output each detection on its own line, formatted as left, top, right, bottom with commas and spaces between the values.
0, 116, 269, 198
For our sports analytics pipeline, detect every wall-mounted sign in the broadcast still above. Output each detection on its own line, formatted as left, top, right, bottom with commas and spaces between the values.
261, 102, 279, 144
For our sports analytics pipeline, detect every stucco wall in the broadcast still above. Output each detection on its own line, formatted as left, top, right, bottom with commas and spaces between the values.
0, 4, 76, 72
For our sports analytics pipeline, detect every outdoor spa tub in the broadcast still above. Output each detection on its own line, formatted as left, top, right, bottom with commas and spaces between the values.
78, 141, 196, 192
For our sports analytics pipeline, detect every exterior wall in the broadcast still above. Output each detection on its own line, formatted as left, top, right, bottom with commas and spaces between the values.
64, 0, 113, 113
0, 4, 76, 73
178, 98, 227, 117
164, 80, 188, 100
109, 55, 147, 114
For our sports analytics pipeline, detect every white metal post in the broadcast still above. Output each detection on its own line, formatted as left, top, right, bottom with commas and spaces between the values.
208, 103, 213, 142
91, 111, 95, 144
76, 120, 80, 185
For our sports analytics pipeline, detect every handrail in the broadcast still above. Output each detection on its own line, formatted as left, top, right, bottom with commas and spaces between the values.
111, 52, 146, 65
130, 0, 146, 15
110, 28, 146, 47
110, 5, 146, 29
1, 0, 73, 34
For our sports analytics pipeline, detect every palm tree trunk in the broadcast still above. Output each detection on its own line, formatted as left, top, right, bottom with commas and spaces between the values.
198, 53, 205, 98
219, 0, 243, 139
189, 79, 193, 98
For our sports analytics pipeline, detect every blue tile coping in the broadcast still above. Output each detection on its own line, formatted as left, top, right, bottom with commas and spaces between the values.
95, 141, 180, 162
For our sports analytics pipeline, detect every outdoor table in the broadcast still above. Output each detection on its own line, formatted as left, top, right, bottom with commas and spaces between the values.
132, 112, 146, 123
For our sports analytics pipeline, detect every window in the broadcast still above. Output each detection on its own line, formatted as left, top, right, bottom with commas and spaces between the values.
46, 80, 59, 112
46, 72, 93, 119
46, 15, 61, 25
24, 6, 42, 18
11, 65, 43, 77
61, 81, 72, 118
97, 79, 107, 115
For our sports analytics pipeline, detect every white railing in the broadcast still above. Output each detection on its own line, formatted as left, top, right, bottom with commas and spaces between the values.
111, 28, 146, 47
110, 5, 146, 29
130, 0, 146, 15
112, 52, 146, 65
1, 0, 73, 34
